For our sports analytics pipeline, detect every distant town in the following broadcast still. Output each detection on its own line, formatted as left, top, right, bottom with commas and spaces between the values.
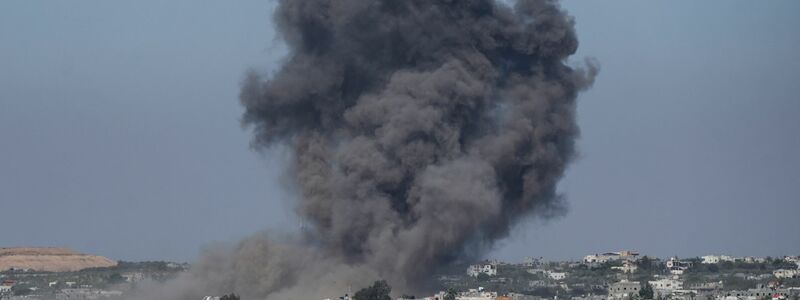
2, 248, 799, 300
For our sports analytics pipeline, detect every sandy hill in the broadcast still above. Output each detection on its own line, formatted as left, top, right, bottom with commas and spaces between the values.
0, 247, 117, 272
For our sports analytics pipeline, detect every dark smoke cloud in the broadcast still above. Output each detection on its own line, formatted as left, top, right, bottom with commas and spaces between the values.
145, 0, 596, 299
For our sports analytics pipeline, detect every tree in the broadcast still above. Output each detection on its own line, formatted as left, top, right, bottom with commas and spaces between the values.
108, 273, 126, 284
639, 282, 654, 300
638, 256, 653, 270
707, 264, 719, 273
444, 288, 457, 300
12, 287, 32, 297
354, 280, 391, 300
477, 273, 490, 281
220, 294, 240, 300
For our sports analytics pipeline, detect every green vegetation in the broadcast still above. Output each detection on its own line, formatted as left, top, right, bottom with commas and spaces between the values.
639, 282, 654, 299
444, 288, 457, 300
354, 280, 392, 300
220, 294, 240, 300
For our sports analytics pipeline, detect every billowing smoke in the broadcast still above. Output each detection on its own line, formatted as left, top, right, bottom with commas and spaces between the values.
143, 0, 596, 299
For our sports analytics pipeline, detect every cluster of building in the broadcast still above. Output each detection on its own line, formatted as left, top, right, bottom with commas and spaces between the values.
609, 280, 800, 300
410, 287, 540, 300
454, 251, 800, 300
0, 280, 14, 296
0, 261, 187, 299
601, 253, 800, 300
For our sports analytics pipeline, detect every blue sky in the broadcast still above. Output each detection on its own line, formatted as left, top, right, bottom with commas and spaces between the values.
1, 0, 799, 262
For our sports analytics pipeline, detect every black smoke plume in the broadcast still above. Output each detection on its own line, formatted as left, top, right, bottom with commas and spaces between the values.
146, 0, 596, 299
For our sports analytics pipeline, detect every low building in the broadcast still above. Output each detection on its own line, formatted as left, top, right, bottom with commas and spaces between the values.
666, 257, 693, 274
689, 281, 723, 291
774, 269, 800, 279
649, 278, 683, 296
0, 280, 14, 294
571, 295, 606, 300
721, 287, 790, 299
547, 271, 567, 280
527, 268, 547, 275
467, 264, 497, 277
747, 274, 773, 280
608, 280, 640, 300
742, 257, 767, 264
510, 293, 542, 300
459, 288, 497, 300
583, 251, 639, 264
524, 257, 543, 267
783, 256, 800, 264
123, 272, 146, 282
701, 255, 736, 264
612, 261, 638, 273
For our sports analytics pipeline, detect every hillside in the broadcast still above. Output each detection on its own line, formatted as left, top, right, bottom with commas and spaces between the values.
0, 247, 117, 272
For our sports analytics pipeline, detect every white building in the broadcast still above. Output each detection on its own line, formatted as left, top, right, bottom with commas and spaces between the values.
467, 264, 497, 277
608, 280, 640, 300
458, 288, 497, 300
612, 261, 638, 273
701, 255, 736, 264
547, 271, 567, 280
122, 272, 146, 282
773, 269, 800, 279
741, 257, 767, 264
583, 251, 639, 264
649, 278, 683, 295
666, 257, 692, 274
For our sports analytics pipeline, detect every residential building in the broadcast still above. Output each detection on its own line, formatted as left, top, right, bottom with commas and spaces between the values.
666, 257, 692, 274
608, 280, 640, 300
510, 293, 542, 300
689, 281, 723, 291
0, 280, 14, 294
524, 257, 543, 267
612, 261, 638, 273
547, 271, 567, 280
527, 268, 547, 275
702, 255, 736, 264
742, 257, 767, 264
467, 263, 497, 277
774, 269, 800, 279
721, 287, 790, 299
458, 288, 497, 300
783, 256, 800, 264
649, 278, 683, 296
584, 251, 639, 264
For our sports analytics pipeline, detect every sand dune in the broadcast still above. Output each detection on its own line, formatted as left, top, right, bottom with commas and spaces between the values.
0, 247, 117, 272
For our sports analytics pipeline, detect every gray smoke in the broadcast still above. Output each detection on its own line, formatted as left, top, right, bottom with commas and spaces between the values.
145, 0, 597, 299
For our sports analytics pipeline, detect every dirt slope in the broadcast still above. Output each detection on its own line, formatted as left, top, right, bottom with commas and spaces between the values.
0, 247, 117, 272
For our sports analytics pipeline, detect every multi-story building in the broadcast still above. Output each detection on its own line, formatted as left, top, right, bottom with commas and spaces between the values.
665, 257, 693, 275
608, 280, 640, 300
649, 278, 683, 296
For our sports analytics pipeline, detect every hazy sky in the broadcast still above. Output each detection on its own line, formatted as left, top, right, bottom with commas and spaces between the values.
1, 1, 798, 263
